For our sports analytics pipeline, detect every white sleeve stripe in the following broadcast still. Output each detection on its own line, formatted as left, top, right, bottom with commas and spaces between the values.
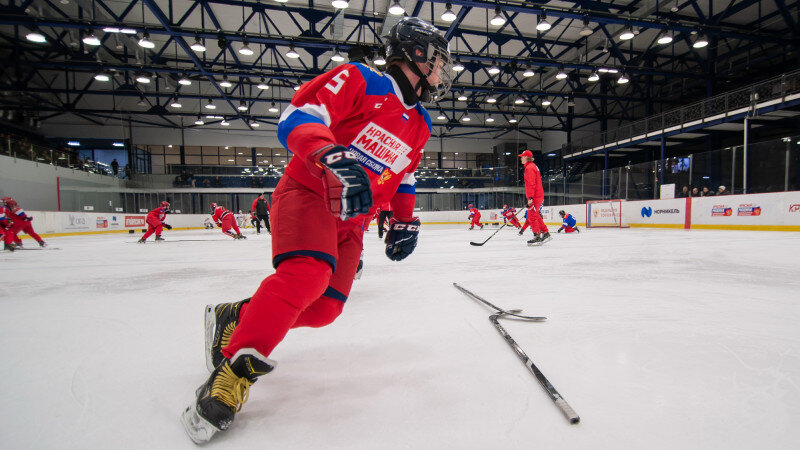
279, 103, 332, 127
400, 172, 416, 186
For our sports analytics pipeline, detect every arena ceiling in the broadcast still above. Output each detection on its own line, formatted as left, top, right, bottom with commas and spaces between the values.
0, 0, 798, 142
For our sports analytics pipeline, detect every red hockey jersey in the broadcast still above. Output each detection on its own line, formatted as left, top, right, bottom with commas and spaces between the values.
147, 207, 167, 223
211, 206, 232, 223
277, 62, 432, 221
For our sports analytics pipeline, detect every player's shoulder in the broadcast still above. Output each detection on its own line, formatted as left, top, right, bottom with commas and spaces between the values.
344, 62, 387, 89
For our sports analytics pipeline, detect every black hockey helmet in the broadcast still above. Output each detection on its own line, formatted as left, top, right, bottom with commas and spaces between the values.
384, 17, 452, 102
559, 210, 566, 217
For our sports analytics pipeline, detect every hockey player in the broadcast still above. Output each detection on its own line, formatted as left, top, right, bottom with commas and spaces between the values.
181, 17, 451, 444
519, 150, 551, 245
251, 193, 271, 234
501, 204, 521, 229
1, 197, 47, 248
468, 204, 483, 230
1, 198, 17, 251
138, 201, 172, 243
557, 210, 580, 233
210, 203, 246, 240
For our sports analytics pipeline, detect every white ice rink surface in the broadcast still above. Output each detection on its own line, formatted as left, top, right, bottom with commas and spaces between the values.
1, 226, 799, 449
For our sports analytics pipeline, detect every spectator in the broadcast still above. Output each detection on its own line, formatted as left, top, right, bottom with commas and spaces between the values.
212, 176, 222, 188
173, 175, 184, 187
701, 187, 714, 197
202, 178, 211, 188
124, 164, 132, 179
677, 185, 690, 198
716, 185, 730, 195
691, 187, 699, 197
110, 158, 119, 175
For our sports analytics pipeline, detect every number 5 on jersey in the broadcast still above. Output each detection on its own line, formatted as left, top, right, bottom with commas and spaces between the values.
325, 69, 350, 95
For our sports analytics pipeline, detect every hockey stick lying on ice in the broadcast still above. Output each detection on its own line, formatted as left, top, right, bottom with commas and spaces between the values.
469, 206, 525, 246
490, 310, 580, 424
453, 283, 546, 321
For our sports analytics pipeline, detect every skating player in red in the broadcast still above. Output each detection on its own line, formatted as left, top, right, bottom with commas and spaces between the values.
501, 204, 521, 229
557, 210, 580, 233
138, 201, 172, 243
468, 204, 483, 230
210, 203, 246, 239
181, 17, 451, 443
1, 197, 47, 249
1, 198, 17, 252
519, 150, 551, 245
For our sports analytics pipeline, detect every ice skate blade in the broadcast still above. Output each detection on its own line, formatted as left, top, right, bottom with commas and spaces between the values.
204, 305, 216, 372
181, 404, 219, 444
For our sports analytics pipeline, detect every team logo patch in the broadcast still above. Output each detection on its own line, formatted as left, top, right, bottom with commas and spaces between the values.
377, 169, 393, 185
349, 123, 413, 175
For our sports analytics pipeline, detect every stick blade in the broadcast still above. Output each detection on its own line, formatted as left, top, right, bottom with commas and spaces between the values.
469, 241, 485, 246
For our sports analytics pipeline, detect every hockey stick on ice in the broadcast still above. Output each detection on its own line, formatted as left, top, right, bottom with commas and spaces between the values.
453, 283, 546, 321
490, 310, 580, 424
469, 207, 525, 246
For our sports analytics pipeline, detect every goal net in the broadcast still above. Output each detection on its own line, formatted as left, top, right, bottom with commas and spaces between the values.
586, 200, 629, 228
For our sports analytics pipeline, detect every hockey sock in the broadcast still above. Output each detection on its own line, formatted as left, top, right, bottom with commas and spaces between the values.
223, 256, 332, 360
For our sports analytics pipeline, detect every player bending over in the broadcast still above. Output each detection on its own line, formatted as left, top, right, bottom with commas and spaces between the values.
210, 203, 246, 239
501, 204, 521, 229
468, 204, 484, 230
0, 197, 47, 249
138, 201, 172, 243
557, 210, 580, 233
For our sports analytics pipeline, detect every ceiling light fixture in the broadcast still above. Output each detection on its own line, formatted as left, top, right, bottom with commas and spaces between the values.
239, 38, 254, 56
486, 115, 495, 123
331, 0, 349, 10
331, 49, 345, 62
542, 98, 551, 106
442, 3, 457, 22
486, 97, 497, 104
588, 71, 600, 82
219, 75, 232, 88
286, 44, 300, 58
514, 97, 524, 105
536, 13, 551, 31
94, 72, 110, 82
509, 116, 518, 124
490, 7, 505, 26
190, 36, 206, 52
523, 67, 535, 77
237, 100, 248, 111
178, 75, 192, 86
457, 92, 468, 101
170, 97, 182, 108
83, 29, 101, 46
452, 59, 465, 72
220, 119, 230, 126
194, 116, 204, 125
619, 27, 635, 40
556, 69, 568, 80
257, 78, 270, 90
250, 120, 260, 127
269, 102, 279, 113
26, 30, 47, 43
692, 34, 709, 48
136, 73, 151, 84
388, 0, 405, 16
373, 54, 386, 65
137, 32, 155, 49
579, 17, 593, 37
657, 30, 673, 45
618, 73, 630, 84
488, 62, 501, 75
205, 99, 216, 109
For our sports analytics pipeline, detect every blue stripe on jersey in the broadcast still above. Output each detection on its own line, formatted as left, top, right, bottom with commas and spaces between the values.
322, 286, 348, 303
277, 110, 327, 150
415, 104, 432, 132
352, 63, 394, 97
397, 184, 415, 195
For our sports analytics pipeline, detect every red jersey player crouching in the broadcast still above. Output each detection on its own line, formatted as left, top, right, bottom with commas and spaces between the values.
557, 210, 580, 233
0, 197, 47, 250
181, 17, 451, 444
210, 203, 246, 239
519, 150, 551, 246
467, 204, 483, 230
137, 201, 172, 243
501, 204, 522, 229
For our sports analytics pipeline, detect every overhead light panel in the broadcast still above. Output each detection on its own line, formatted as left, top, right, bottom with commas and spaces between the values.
452, 59, 465, 72
112, 142, 125, 147
486, 97, 497, 104
588, 71, 599, 82
94, 72, 110, 82
486, 115, 494, 123
388, 0, 404, 16
67, 141, 80, 146
136, 73, 151, 84
331, 0, 349, 9
579, 17, 593, 37
523, 67, 535, 77
103, 27, 120, 33
268, 102, 279, 113
219, 76, 232, 88
205, 99, 216, 109
178, 75, 192, 86
286, 44, 300, 58
257, 78, 270, 90
556, 70, 568, 80
83, 29, 101, 46
490, 7, 505, 26
437, 112, 447, 120
457, 93, 468, 101
618, 73, 630, 84
374, 54, 386, 65
331, 49, 345, 62
250, 120, 260, 127
190, 36, 206, 52
509, 116, 518, 124
541, 98, 551, 106
220, 119, 230, 126
137, 32, 155, 49
120, 28, 137, 35
514, 97, 524, 105
237, 101, 249, 111
441, 3, 457, 22
194, 116, 204, 125
488, 62, 500, 75
170, 98, 182, 108
461, 114, 471, 122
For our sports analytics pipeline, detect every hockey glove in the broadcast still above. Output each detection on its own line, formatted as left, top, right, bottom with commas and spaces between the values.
163, 223, 173, 230
25, 216, 33, 221
309, 145, 372, 221
384, 217, 420, 261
